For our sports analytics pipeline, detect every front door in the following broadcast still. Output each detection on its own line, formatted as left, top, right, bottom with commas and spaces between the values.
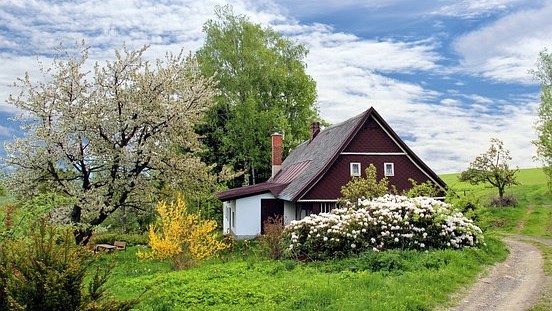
260, 199, 284, 234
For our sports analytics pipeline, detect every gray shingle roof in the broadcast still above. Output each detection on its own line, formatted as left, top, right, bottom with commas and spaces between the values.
272, 111, 366, 201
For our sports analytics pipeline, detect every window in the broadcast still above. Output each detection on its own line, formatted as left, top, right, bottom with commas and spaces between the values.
231, 210, 235, 228
384, 163, 394, 176
320, 202, 338, 213
350, 162, 361, 176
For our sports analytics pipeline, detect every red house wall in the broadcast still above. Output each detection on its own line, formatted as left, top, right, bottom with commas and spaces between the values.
301, 155, 432, 200
301, 116, 438, 200
344, 117, 402, 153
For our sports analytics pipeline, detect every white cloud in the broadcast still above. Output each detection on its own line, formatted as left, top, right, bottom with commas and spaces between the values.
433, 0, 526, 18
0, 0, 542, 174
453, 2, 552, 83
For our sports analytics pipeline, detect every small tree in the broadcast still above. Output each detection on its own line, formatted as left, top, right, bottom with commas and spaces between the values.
0, 220, 138, 311
459, 138, 519, 205
138, 195, 228, 269
338, 164, 389, 206
403, 178, 441, 198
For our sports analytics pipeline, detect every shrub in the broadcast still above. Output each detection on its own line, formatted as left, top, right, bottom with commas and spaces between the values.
403, 178, 441, 198
137, 195, 228, 269
490, 194, 518, 207
284, 195, 483, 260
338, 164, 389, 206
90, 232, 148, 246
0, 220, 138, 311
258, 215, 285, 259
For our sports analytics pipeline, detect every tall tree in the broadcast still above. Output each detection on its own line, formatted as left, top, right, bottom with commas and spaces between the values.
533, 48, 552, 190
459, 138, 519, 204
196, 5, 319, 186
3, 45, 217, 244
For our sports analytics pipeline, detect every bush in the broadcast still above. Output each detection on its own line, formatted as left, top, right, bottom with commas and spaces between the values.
137, 195, 228, 269
284, 195, 484, 260
258, 215, 285, 259
490, 194, 518, 207
90, 232, 148, 246
0, 220, 138, 311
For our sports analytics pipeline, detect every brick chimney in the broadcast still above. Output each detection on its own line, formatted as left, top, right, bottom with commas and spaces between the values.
310, 121, 320, 141
271, 133, 283, 178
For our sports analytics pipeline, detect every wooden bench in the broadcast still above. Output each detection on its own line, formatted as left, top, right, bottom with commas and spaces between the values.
114, 241, 127, 251
95, 243, 117, 253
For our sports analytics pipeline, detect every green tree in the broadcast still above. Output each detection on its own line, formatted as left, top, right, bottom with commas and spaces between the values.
459, 138, 519, 205
3, 44, 217, 244
196, 5, 319, 185
533, 48, 552, 190
338, 164, 389, 206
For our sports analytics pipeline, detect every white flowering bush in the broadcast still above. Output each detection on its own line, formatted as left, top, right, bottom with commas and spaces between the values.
284, 195, 483, 260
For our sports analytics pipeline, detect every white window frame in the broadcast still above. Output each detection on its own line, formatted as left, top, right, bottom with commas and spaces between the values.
384, 162, 394, 177
320, 202, 337, 213
350, 162, 361, 177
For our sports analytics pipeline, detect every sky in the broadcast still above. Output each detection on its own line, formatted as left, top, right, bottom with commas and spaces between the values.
0, 0, 551, 174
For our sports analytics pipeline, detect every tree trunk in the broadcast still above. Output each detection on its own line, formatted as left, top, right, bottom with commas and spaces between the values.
74, 228, 93, 245
121, 205, 127, 233
498, 186, 505, 207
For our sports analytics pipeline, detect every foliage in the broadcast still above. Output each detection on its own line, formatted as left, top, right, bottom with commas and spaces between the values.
459, 138, 519, 205
0, 192, 74, 239
338, 164, 389, 206
3, 43, 218, 244
533, 48, 552, 192
138, 195, 228, 269
196, 5, 319, 186
90, 232, 148, 246
284, 195, 483, 261
0, 220, 138, 311
258, 215, 286, 260
403, 178, 441, 198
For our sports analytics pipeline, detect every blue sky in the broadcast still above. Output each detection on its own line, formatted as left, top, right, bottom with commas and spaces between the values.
1, 0, 551, 173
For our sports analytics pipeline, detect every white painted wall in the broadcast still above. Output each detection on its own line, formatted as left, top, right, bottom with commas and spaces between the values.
233, 193, 275, 239
283, 201, 296, 225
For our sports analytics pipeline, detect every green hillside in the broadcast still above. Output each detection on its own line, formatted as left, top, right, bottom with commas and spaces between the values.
441, 167, 552, 239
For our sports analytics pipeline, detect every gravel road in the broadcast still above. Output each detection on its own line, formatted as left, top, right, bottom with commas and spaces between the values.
448, 238, 546, 311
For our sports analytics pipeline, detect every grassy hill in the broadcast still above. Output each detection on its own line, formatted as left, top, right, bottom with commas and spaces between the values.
441, 167, 552, 238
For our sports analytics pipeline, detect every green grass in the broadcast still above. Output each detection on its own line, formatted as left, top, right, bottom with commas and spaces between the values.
101, 238, 507, 311
442, 168, 552, 238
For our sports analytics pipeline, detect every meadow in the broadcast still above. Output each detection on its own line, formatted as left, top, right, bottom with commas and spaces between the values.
3, 168, 552, 310
95, 168, 552, 310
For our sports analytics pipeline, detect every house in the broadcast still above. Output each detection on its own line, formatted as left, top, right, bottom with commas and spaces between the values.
216, 107, 447, 239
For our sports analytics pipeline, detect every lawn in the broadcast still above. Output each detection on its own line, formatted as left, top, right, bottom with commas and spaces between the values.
100, 238, 507, 311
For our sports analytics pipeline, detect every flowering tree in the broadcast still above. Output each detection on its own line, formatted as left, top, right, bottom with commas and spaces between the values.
4, 45, 216, 244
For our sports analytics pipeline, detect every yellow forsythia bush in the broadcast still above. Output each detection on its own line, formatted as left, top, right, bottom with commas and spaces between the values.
137, 195, 228, 269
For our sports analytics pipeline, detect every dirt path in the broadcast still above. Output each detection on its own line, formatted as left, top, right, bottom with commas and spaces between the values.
448, 237, 546, 311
